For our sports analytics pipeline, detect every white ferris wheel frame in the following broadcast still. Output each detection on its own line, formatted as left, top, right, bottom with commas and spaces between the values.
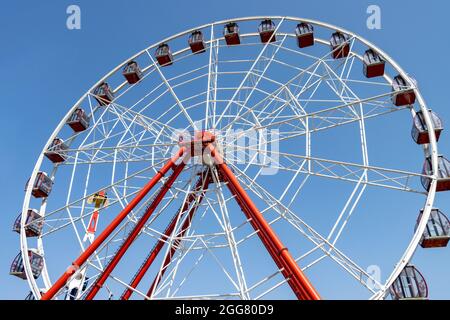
19, 16, 440, 300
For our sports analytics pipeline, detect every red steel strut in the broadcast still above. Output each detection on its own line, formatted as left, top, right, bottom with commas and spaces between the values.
209, 145, 321, 300
224, 176, 311, 299
121, 171, 211, 300
84, 157, 189, 300
146, 173, 211, 298
41, 148, 186, 300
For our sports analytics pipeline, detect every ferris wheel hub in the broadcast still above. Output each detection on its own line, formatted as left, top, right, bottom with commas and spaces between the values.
178, 130, 217, 160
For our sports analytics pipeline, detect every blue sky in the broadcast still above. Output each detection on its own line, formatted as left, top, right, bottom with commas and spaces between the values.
1, 0, 449, 300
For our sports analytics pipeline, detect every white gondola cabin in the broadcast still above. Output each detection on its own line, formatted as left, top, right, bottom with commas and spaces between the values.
390, 265, 428, 300
422, 155, 450, 192
26, 172, 53, 198
416, 209, 450, 248
224, 22, 240, 45
330, 32, 350, 59
295, 22, 314, 48
155, 43, 173, 66
122, 61, 142, 84
13, 209, 43, 238
67, 108, 90, 132
93, 82, 114, 106
44, 138, 68, 163
189, 30, 206, 54
363, 49, 385, 78
411, 110, 443, 145
259, 19, 276, 43
10, 250, 44, 280
392, 75, 416, 106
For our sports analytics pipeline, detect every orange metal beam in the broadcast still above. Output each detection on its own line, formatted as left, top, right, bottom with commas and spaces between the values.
209, 145, 321, 300
41, 148, 186, 300
121, 171, 211, 300
84, 158, 188, 300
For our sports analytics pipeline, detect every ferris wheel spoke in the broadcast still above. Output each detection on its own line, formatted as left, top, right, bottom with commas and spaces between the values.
161, 196, 232, 298
152, 235, 243, 299
327, 176, 367, 246
319, 56, 371, 245
96, 176, 195, 266
63, 112, 175, 165
86, 95, 109, 137
153, 238, 204, 298
43, 135, 177, 241
335, 38, 357, 92
219, 35, 349, 132
234, 147, 427, 194
159, 204, 219, 299
146, 176, 199, 298
112, 103, 177, 136
246, 76, 322, 134
205, 27, 220, 130
64, 113, 151, 166
219, 64, 320, 132
222, 35, 289, 129
107, 103, 177, 146
210, 168, 250, 299
145, 50, 197, 129
64, 142, 178, 157
225, 162, 383, 293
81, 157, 191, 300
214, 19, 286, 128
109, 104, 174, 142
70, 131, 166, 165
225, 62, 322, 133
84, 260, 149, 300
123, 172, 217, 299
167, 247, 209, 298
320, 53, 371, 163
153, 199, 232, 298
39, 157, 179, 231
241, 101, 403, 147
249, 88, 410, 134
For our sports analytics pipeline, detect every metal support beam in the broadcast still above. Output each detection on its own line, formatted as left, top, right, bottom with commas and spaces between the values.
84, 156, 189, 300
146, 173, 211, 298
121, 171, 211, 300
209, 145, 320, 300
41, 148, 187, 300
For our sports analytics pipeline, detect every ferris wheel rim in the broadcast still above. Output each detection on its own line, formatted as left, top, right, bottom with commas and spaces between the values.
19, 15, 440, 300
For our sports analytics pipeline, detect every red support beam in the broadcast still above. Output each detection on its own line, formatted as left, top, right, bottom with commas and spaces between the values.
209, 145, 321, 301
121, 172, 211, 300
224, 175, 312, 299
146, 174, 211, 298
41, 148, 186, 300
84, 158, 189, 300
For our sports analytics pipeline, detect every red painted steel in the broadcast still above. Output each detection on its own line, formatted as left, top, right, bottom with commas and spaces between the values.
209, 145, 320, 300
41, 148, 186, 300
223, 172, 312, 300
84, 159, 188, 300
42, 136, 320, 300
121, 172, 211, 300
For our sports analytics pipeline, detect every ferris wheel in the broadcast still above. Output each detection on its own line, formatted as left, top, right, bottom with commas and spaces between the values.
12, 16, 450, 300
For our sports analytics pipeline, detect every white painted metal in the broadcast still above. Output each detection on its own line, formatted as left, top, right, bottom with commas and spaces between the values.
19, 16, 441, 300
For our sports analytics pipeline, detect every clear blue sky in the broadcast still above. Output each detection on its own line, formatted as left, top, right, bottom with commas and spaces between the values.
1, 0, 449, 300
